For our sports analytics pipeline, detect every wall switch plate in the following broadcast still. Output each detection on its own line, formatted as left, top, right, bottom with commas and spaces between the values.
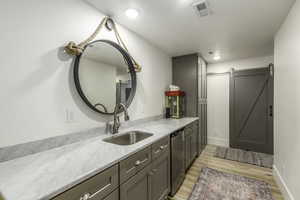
65, 109, 75, 123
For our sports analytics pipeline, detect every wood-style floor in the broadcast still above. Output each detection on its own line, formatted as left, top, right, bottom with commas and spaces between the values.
171, 145, 284, 200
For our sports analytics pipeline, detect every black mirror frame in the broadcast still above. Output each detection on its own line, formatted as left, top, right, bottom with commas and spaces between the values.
73, 39, 137, 115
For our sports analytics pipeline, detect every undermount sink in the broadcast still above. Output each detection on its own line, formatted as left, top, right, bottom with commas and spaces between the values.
103, 131, 153, 145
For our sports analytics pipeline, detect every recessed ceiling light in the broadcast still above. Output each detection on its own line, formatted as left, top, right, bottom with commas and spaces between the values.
125, 8, 139, 19
213, 55, 221, 60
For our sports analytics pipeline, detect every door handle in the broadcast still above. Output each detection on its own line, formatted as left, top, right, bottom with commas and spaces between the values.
79, 177, 112, 199
154, 149, 161, 154
80, 193, 90, 200
135, 157, 148, 166
269, 105, 273, 117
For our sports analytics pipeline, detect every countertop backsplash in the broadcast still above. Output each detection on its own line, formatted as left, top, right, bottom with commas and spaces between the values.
0, 115, 163, 163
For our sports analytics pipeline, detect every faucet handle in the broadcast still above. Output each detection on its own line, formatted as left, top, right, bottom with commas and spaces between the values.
114, 116, 121, 131
105, 122, 113, 134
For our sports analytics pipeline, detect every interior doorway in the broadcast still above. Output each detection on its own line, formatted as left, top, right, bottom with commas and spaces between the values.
207, 74, 230, 147
230, 66, 274, 154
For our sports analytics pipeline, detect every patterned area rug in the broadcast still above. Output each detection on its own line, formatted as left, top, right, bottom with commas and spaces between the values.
214, 146, 273, 168
188, 168, 274, 200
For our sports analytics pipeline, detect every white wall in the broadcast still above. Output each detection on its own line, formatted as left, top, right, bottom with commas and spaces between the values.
0, 0, 172, 147
274, 1, 299, 199
206, 55, 273, 146
207, 55, 274, 73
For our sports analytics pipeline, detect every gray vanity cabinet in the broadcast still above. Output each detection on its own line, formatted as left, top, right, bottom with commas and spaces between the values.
52, 137, 171, 200
120, 165, 152, 200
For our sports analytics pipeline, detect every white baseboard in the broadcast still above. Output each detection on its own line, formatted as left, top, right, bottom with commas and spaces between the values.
207, 137, 229, 147
273, 165, 295, 200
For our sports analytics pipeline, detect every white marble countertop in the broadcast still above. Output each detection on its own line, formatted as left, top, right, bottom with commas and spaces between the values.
0, 117, 198, 200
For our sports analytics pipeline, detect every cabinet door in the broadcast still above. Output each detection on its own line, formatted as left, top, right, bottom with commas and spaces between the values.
170, 131, 185, 196
191, 126, 198, 161
150, 152, 170, 200
172, 54, 198, 117
120, 165, 152, 200
185, 130, 192, 170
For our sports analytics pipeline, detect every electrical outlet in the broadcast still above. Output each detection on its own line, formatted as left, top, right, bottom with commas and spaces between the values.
282, 163, 285, 176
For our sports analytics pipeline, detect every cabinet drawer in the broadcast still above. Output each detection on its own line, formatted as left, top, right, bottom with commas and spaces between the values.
120, 146, 151, 184
52, 164, 119, 200
152, 137, 170, 161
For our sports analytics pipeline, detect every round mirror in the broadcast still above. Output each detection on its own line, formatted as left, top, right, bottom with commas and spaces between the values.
74, 40, 137, 115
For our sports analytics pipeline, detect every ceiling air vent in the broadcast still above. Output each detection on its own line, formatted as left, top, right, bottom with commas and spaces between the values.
193, 0, 211, 17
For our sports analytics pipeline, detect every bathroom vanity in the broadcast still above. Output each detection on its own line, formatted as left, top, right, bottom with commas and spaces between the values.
0, 118, 199, 200
53, 136, 169, 200
51, 120, 198, 200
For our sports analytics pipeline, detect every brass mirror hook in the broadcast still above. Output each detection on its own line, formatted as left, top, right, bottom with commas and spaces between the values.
105, 18, 114, 31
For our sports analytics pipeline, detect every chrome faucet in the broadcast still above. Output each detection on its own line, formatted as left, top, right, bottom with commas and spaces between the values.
107, 103, 130, 134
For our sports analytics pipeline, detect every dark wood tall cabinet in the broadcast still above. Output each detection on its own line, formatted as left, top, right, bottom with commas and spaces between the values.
172, 54, 207, 154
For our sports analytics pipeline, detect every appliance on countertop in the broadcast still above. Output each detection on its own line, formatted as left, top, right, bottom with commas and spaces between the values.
170, 129, 185, 196
165, 90, 186, 119
169, 84, 180, 91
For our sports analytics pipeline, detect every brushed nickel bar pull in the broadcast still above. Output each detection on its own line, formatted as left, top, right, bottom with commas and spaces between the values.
89, 177, 112, 199
154, 149, 161, 154
126, 166, 136, 174
160, 144, 168, 150
135, 157, 148, 166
